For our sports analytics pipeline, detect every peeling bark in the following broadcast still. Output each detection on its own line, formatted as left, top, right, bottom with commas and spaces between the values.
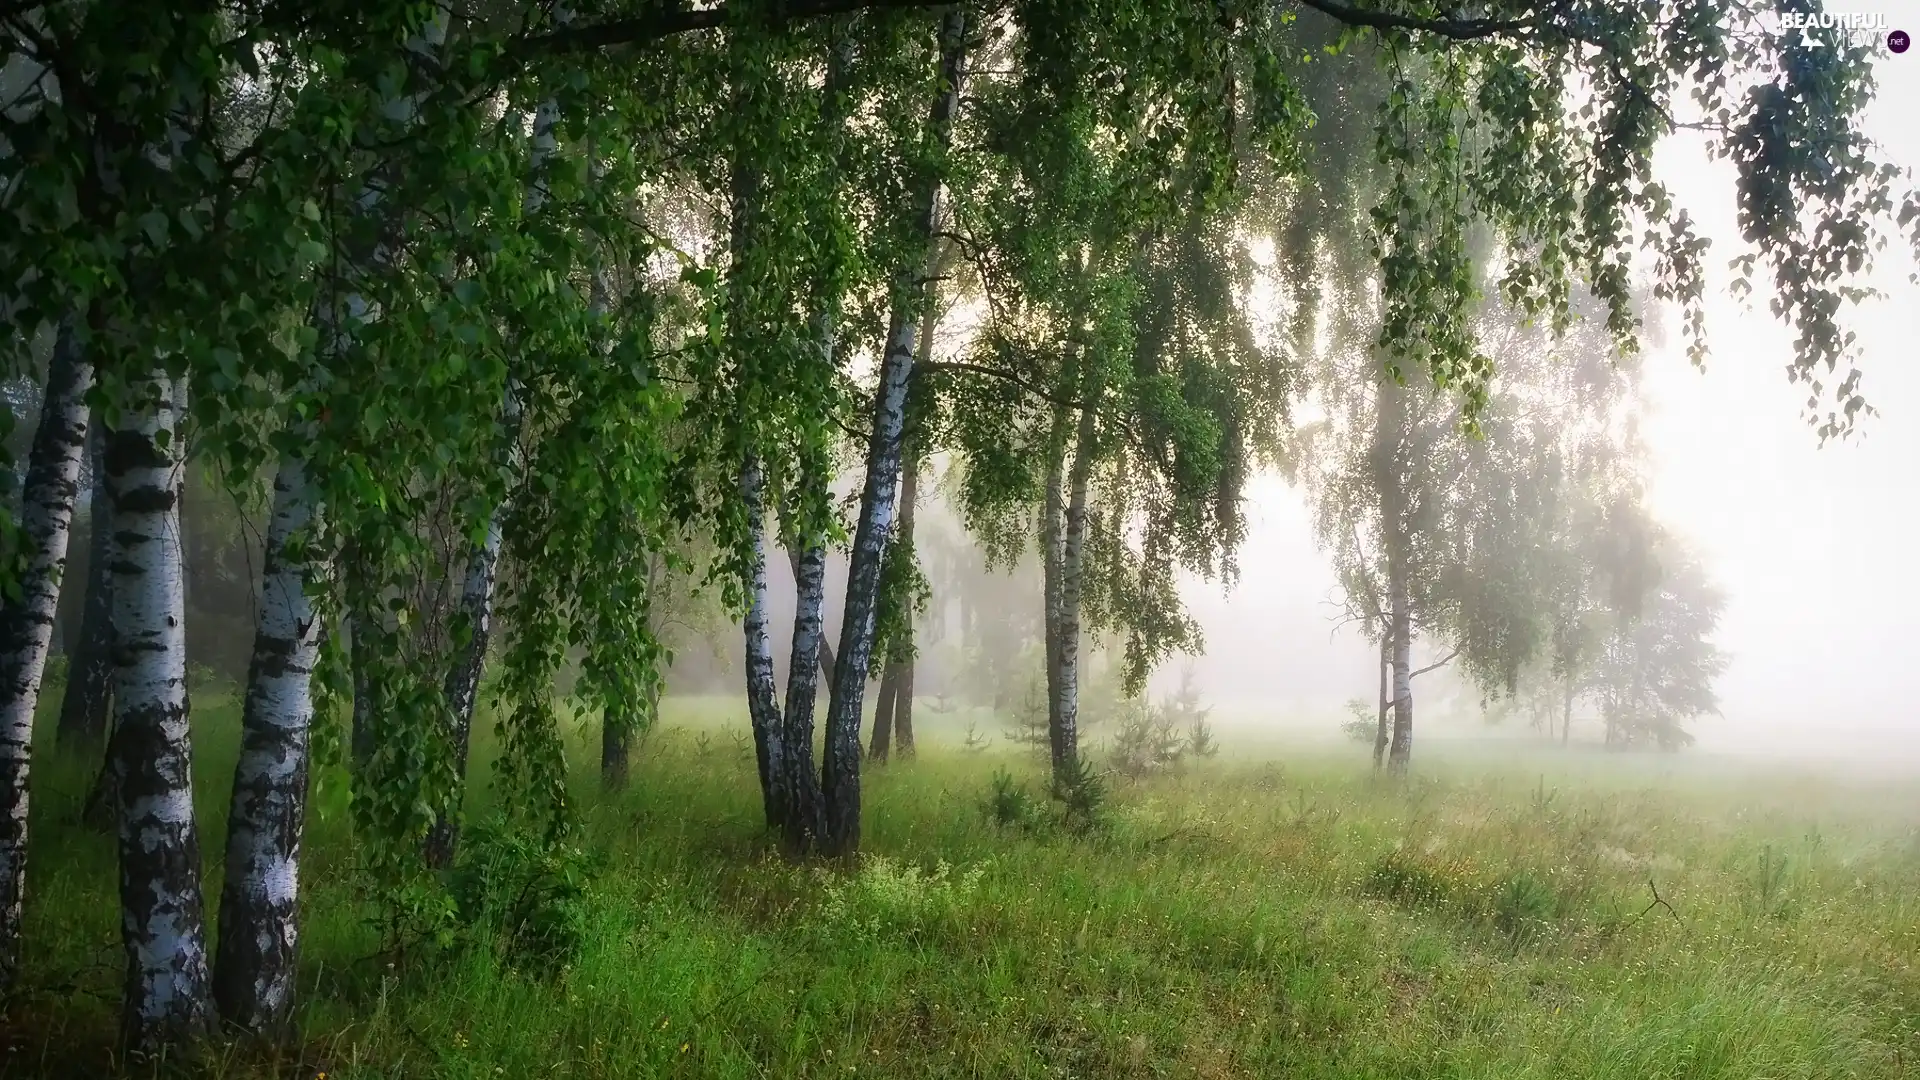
0, 319, 93, 991
786, 546, 837, 686
212, 451, 323, 1033
817, 8, 969, 857
780, 543, 827, 850
57, 418, 115, 749
1051, 396, 1098, 780
741, 456, 786, 831
105, 374, 213, 1051
1040, 405, 1069, 773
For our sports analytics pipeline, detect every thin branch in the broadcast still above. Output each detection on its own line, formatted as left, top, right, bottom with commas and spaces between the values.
1409, 646, 1460, 679
915, 359, 1092, 411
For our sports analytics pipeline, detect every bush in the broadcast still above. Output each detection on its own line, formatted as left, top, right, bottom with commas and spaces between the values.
1051, 754, 1109, 834
1491, 870, 1558, 944
818, 856, 988, 944
986, 768, 1038, 828
449, 818, 603, 973
1109, 668, 1219, 778
1341, 698, 1378, 744
1365, 850, 1456, 908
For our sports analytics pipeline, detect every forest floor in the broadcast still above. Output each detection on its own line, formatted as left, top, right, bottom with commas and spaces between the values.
8, 688, 1920, 1079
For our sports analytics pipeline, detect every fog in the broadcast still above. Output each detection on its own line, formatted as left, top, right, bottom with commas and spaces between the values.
1165, 36, 1920, 773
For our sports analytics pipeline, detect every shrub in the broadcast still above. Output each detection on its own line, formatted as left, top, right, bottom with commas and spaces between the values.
986, 768, 1038, 828
449, 818, 603, 972
1341, 698, 1378, 744
1491, 870, 1558, 944
1365, 850, 1456, 908
1051, 754, 1109, 834
818, 856, 987, 943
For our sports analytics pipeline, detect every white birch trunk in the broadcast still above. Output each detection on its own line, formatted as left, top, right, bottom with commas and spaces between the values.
0, 318, 93, 990
740, 456, 786, 830
106, 373, 212, 1051
430, 81, 559, 864
779, 543, 828, 848
1053, 397, 1098, 779
211, 450, 323, 1032
818, 7, 968, 857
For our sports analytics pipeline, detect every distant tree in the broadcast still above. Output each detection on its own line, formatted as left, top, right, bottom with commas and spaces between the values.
1589, 533, 1728, 750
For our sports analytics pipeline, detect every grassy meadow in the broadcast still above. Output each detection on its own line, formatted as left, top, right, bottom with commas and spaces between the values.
6, 686, 1919, 1079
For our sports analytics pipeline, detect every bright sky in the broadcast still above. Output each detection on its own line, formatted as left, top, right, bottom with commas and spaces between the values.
1176, 14, 1920, 766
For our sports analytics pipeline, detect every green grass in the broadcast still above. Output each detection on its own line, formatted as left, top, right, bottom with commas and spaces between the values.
8, 688, 1920, 1079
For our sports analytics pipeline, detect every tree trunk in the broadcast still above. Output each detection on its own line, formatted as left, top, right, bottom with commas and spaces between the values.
1562, 678, 1574, 746
785, 545, 836, 687
600, 689, 646, 792
817, 8, 967, 858
868, 664, 898, 762
428, 83, 556, 867
780, 544, 828, 850
1373, 372, 1415, 774
882, 456, 922, 760
56, 417, 115, 749
740, 456, 787, 831
1386, 564, 1413, 772
1373, 638, 1390, 771
0, 319, 93, 991
1051, 393, 1098, 783
347, 610, 376, 770
212, 450, 323, 1033
425, 409, 511, 870
1039, 404, 1069, 773
105, 373, 213, 1052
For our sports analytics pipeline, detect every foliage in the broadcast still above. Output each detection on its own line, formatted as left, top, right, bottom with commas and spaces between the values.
1342, 697, 1379, 744
448, 818, 604, 974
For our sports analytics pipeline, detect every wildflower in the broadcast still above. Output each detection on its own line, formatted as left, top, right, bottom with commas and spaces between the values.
680, 1043, 690, 1054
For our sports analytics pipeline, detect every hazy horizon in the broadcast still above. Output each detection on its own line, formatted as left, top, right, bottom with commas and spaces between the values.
1159, 25, 1920, 773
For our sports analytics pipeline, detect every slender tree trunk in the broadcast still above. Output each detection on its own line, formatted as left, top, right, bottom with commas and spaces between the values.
893, 647, 917, 758
780, 544, 828, 850
1562, 678, 1574, 746
600, 690, 646, 792
880, 295, 936, 763
212, 451, 323, 1033
106, 374, 213, 1052
1039, 404, 1069, 772
818, 8, 967, 858
1373, 372, 1415, 774
741, 457, 787, 830
879, 452, 923, 761
428, 84, 556, 867
1386, 566, 1413, 772
1373, 638, 1390, 771
1051, 395, 1097, 783
0, 319, 93, 991
347, 609, 375, 770
425, 406, 511, 869
57, 418, 115, 749
868, 665, 897, 762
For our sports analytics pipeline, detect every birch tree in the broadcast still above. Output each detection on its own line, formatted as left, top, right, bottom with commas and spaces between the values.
0, 319, 91, 992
